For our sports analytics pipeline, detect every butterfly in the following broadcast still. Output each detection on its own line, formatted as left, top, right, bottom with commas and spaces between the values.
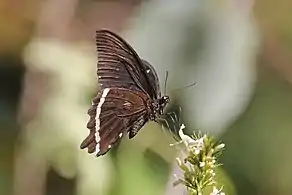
80, 29, 170, 157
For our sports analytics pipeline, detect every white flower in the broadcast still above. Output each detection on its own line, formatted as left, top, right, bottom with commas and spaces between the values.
173, 123, 226, 194
216, 143, 225, 150
194, 149, 201, 155
178, 124, 207, 156
210, 186, 225, 195
199, 162, 205, 167
176, 157, 182, 166
208, 159, 216, 168
173, 174, 179, 180
194, 137, 204, 147
178, 124, 196, 145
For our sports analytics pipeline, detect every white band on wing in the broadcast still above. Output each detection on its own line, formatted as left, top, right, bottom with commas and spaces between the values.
95, 88, 110, 154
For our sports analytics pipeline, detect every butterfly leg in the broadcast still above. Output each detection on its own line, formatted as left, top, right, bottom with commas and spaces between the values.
156, 115, 181, 141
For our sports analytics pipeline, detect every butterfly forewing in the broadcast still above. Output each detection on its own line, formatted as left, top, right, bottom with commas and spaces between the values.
141, 60, 161, 99
96, 30, 156, 98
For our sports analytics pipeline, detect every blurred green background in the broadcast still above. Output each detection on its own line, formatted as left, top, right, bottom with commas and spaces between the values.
1, 0, 292, 195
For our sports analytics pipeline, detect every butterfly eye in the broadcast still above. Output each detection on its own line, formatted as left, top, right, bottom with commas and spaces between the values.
164, 96, 170, 103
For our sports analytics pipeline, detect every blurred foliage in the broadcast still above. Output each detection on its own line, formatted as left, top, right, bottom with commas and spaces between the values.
0, 0, 39, 55
221, 64, 292, 195
0, 56, 25, 195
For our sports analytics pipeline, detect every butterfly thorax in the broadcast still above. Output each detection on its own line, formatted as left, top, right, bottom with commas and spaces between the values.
148, 95, 170, 120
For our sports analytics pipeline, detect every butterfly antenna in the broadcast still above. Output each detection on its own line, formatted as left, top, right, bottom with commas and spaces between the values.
172, 82, 196, 93
164, 70, 169, 95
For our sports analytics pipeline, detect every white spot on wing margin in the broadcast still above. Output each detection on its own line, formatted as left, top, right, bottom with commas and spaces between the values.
95, 88, 110, 154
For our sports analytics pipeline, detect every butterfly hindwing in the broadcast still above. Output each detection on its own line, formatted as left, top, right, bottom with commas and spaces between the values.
80, 88, 148, 156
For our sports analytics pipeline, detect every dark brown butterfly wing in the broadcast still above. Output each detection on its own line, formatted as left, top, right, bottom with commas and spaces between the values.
80, 88, 148, 156
141, 60, 162, 99
96, 30, 158, 99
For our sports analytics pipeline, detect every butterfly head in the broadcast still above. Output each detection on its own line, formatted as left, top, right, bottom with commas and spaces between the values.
158, 95, 170, 115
